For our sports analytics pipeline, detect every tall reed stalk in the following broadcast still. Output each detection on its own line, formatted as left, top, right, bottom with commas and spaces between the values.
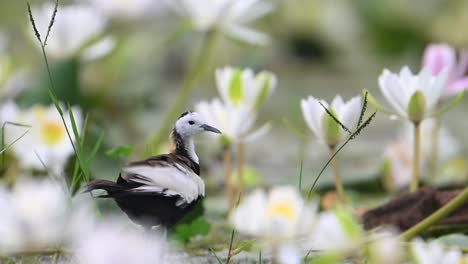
145, 31, 218, 154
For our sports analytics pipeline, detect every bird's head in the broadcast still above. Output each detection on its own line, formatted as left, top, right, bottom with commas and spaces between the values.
175, 111, 221, 138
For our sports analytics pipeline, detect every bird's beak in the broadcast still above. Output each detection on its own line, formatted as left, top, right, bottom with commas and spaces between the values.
200, 124, 222, 134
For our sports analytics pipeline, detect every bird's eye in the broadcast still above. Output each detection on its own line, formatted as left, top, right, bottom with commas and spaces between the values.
188, 120, 195, 125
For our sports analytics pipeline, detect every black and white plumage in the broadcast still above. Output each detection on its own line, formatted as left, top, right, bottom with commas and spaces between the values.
84, 111, 221, 229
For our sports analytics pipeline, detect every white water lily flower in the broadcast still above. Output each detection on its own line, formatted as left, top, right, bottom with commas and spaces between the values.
301, 95, 361, 147
307, 208, 363, 251
195, 98, 270, 144
0, 179, 69, 253
216, 67, 277, 111
230, 186, 316, 264
31, 3, 114, 60
0, 101, 82, 173
73, 219, 170, 264
167, 0, 274, 45
411, 238, 462, 264
378, 66, 448, 123
231, 186, 317, 242
79, 0, 163, 20
367, 229, 404, 264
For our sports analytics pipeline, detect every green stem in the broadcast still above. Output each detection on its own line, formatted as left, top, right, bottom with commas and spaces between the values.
428, 117, 441, 182
330, 147, 346, 203
236, 142, 245, 205
144, 30, 218, 154
400, 186, 468, 240
410, 123, 421, 192
223, 143, 234, 211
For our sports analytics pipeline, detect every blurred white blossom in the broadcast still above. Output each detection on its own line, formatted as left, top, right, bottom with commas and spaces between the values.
167, 0, 274, 45
195, 98, 269, 144
382, 143, 414, 191
401, 119, 460, 162
301, 95, 361, 147
73, 219, 171, 264
411, 238, 462, 264
0, 101, 82, 173
367, 229, 404, 264
231, 186, 317, 240
216, 67, 277, 111
377, 67, 448, 123
230, 186, 316, 263
30, 3, 114, 60
307, 207, 363, 252
383, 119, 460, 190
0, 179, 69, 253
422, 43, 468, 97
80, 0, 164, 20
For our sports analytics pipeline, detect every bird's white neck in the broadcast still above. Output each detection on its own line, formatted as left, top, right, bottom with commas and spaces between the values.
170, 129, 199, 164
182, 137, 199, 164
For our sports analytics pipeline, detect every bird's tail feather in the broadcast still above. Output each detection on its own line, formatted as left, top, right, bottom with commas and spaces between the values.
83, 180, 122, 196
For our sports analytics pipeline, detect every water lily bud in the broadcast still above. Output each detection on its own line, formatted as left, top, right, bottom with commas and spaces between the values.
322, 108, 341, 148
407, 91, 426, 123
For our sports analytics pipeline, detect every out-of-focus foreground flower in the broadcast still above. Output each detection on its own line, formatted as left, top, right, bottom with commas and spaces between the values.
73, 219, 171, 264
30, 3, 114, 61
0, 101, 82, 173
167, 0, 274, 45
0, 178, 174, 262
230, 186, 317, 263
422, 43, 468, 97
411, 238, 463, 264
0, 179, 69, 253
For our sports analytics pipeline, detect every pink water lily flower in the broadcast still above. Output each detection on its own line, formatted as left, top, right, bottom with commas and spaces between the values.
422, 44, 468, 96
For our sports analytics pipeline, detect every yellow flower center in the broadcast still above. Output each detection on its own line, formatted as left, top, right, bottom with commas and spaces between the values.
268, 202, 296, 221
40, 121, 65, 146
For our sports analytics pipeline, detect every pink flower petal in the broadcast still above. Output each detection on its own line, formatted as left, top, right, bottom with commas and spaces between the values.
422, 44, 456, 76
446, 77, 468, 96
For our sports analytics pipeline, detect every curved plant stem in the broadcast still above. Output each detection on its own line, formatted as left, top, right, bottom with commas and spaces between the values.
400, 187, 468, 240
410, 123, 421, 192
223, 144, 234, 211
145, 30, 218, 154
428, 117, 441, 182
330, 147, 345, 203
236, 142, 245, 207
